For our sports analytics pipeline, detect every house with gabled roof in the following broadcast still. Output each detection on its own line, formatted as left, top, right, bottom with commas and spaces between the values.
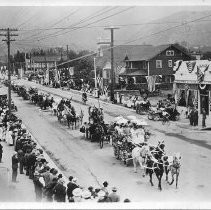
96, 43, 192, 90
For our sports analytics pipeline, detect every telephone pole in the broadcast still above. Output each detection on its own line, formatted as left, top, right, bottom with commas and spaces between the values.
105, 27, 119, 102
0, 28, 18, 117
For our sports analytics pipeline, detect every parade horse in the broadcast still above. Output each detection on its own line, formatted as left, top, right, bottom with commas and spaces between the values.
57, 105, 83, 129
145, 152, 165, 191
51, 101, 59, 116
132, 143, 151, 177
167, 153, 182, 188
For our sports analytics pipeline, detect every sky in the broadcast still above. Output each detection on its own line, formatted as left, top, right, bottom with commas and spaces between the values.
0, 3, 211, 56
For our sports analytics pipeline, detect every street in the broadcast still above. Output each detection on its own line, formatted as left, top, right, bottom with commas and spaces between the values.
6, 79, 211, 202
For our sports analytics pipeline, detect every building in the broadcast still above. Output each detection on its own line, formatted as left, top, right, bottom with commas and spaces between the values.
174, 60, 211, 119
122, 44, 192, 89
96, 43, 192, 91
29, 55, 65, 72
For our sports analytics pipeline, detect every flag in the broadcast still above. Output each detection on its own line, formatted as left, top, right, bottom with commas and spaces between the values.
96, 77, 103, 90
173, 60, 183, 72
45, 64, 49, 84
103, 85, 108, 96
184, 84, 190, 106
196, 64, 209, 83
186, 61, 196, 73
192, 90, 198, 108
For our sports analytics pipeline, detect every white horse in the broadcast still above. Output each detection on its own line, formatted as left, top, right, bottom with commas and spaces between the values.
167, 153, 182, 188
51, 102, 59, 116
132, 144, 150, 177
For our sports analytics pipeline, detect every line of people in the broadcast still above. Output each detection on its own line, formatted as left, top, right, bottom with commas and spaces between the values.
0, 97, 129, 203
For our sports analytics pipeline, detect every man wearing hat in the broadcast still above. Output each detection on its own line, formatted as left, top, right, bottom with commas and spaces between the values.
33, 171, 44, 201
101, 181, 109, 196
0, 142, 3, 162
67, 176, 79, 201
17, 149, 24, 174
53, 178, 66, 202
108, 187, 120, 202
12, 151, 19, 182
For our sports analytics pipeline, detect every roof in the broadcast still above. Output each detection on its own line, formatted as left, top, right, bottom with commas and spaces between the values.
96, 44, 191, 68
96, 45, 154, 68
31, 55, 68, 63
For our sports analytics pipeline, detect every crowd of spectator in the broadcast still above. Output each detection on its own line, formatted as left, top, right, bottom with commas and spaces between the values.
0, 97, 130, 203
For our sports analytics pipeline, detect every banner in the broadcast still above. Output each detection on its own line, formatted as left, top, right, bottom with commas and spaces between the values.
186, 61, 196, 73
96, 77, 103, 90
196, 64, 209, 83
18, 68, 23, 79
146, 75, 156, 92
45, 64, 49, 84
173, 60, 182, 72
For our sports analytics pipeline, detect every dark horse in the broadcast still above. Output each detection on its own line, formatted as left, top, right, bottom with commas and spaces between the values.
146, 151, 167, 191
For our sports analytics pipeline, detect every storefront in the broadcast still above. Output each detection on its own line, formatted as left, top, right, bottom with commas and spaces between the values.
174, 60, 211, 116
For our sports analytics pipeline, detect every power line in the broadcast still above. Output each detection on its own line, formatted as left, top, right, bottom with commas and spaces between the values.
57, 13, 211, 67
16, 10, 41, 29
0, 28, 18, 116
36, 7, 134, 42
20, 6, 120, 42
17, 21, 185, 32
22, 8, 80, 40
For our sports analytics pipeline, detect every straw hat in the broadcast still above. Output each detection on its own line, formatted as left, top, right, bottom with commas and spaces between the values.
72, 188, 82, 197
112, 187, 117, 192
98, 190, 106, 197
82, 190, 91, 199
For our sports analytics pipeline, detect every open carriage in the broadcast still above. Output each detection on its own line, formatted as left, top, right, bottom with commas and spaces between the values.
135, 99, 151, 115
111, 115, 150, 166
148, 106, 180, 122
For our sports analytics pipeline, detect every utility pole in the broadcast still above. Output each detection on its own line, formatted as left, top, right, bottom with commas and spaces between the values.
104, 27, 119, 102
94, 57, 97, 88
0, 28, 18, 117
66, 45, 69, 57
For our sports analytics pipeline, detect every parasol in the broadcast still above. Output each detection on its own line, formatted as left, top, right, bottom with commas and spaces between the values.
113, 116, 124, 122
126, 115, 137, 120
116, 118, 128, 124
131, 119, 148, 126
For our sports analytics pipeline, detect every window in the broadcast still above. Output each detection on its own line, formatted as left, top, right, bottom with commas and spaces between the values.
166, 50, 174, 56
168, 60, 172, 67
156, 60, 162, 68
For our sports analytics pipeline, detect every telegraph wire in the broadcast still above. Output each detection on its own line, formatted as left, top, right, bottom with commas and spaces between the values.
57, 12, 211, 67
22, 6, 120, 42
22, 8, 80, 40
36, 7, 134, 42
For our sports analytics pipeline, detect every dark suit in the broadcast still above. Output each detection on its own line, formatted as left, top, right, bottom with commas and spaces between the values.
12, 155, 19, 182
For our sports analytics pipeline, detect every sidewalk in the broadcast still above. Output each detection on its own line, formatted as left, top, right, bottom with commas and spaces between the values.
0, 141, 35, 202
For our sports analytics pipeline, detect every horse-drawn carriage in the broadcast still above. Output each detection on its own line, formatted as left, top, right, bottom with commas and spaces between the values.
86, 106, 109, 148
110, 115, 150, 165
135, 99, 151, 115
148, 106, 180, 122
56, 100, 83, 129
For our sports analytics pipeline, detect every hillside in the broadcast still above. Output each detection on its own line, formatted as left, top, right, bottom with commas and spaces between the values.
137, 10, 211, 47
